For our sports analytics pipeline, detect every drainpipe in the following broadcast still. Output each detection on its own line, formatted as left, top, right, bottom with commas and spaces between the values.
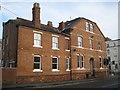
69, 29, 72, 80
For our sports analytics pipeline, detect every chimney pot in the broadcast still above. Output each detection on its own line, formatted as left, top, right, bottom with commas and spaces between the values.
33, 3, 39, 7
47, 21, 53, 27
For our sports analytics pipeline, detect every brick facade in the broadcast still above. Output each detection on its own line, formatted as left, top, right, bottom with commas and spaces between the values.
2, 3, 107, 84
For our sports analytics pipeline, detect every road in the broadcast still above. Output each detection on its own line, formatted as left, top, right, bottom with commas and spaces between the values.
2, 76, 119, 90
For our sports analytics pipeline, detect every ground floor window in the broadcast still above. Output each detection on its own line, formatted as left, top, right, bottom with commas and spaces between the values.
33, 55, 42, 72
66, 58, 70, 71
77, 54, 80, 68
81, 55, 85, 68
99, 56, 102, 68
52, 57, 59, 71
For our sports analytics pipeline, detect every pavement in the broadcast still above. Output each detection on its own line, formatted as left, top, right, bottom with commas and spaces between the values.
2, 75, 119, 89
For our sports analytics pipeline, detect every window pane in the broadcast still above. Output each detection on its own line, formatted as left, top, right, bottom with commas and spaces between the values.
81, 55, 84, 68
34, 33, 41, 46
34, 57, 40, 62
78, 37, 82, 47
90, 24, 93, 32
90, 39, 92, 49
86, 22, 89, 31
52, 57, 58, 69
52, 64, 57, 69
34, 63, 39, 69
52, 37, 55, 42
77, 55, 80, 68
52, 37, 58, 48
66, 59, 69, 69
99, 57, 102, 67
52, 58, 57, 63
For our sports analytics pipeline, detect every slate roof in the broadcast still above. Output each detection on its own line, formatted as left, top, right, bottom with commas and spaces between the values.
63, 17, 82, 30
4, 17, 105, 38
5, 18, 69, 36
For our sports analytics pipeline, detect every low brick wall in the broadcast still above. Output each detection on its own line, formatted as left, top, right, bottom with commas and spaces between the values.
1, 68, 108, 84
16, 74, 71, 84
95, 71, 106, 78
2, 68, 17, 84
72, 72, 90, 80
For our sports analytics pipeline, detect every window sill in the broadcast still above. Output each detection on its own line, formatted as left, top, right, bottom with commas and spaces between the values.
81, 68, 85, 70
52, 69, 60, 72
90, 48, 93, 50
33, 69, 43, 72
98, 50, 103, 52
33, 45, 43, 48
86, 30, 94, 34
66, 50, 70, 52
77, 68, 85, 70
100, 67, 104, 69
78, 46, 82, 48
77, 68, 80, 70
52, 48, 60, 50
66, 69, 70, 71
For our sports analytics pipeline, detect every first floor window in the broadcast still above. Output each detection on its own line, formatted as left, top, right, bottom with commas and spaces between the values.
78, 37, 82, 47
81, 55, 85, 68
99, 56, 102, 68
52, 57, 58, 70
66, 58, 70, 70
34, 33, 42, 46
34, 55, 41, 70
98, 41, 102, 50
90, 39, 93, 49
77, 54, 80, 68
52, 37, 58, 49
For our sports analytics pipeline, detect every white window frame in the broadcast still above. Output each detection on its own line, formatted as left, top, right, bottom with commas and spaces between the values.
33, 55, 42, 72
99, 56, 103, 69
52, 57, 59, 71
52, 36, 59, 50
33, 33, 42, 48
66, 58, 70, 71
81, 55, 85, 69
78, 37, 82, 48
86, 22, 89, 31
77, 54, 80, 69
90, 23, 93, 32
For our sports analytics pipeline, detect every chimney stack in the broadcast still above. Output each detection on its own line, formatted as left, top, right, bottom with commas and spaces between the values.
32, 2, 40, 28
58, 21, 65, 31
47, 21, 53, 27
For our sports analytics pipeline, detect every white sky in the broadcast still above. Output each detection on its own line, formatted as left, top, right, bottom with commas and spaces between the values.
0, 0, 119, 40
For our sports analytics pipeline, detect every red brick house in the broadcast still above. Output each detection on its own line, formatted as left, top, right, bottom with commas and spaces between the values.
2, 3, 107, 84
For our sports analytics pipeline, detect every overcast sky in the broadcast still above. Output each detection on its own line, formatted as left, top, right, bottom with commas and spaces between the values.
0, 0, 119, 40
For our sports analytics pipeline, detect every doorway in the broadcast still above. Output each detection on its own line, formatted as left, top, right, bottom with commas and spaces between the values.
90, 58, 95, 77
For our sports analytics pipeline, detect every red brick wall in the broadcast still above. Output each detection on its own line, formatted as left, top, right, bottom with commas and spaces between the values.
16, 74, 70, 84
16, 25, 70, 83
2, 22, 18, 67
2, 68, 17, 84
70, 18, 106, 79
